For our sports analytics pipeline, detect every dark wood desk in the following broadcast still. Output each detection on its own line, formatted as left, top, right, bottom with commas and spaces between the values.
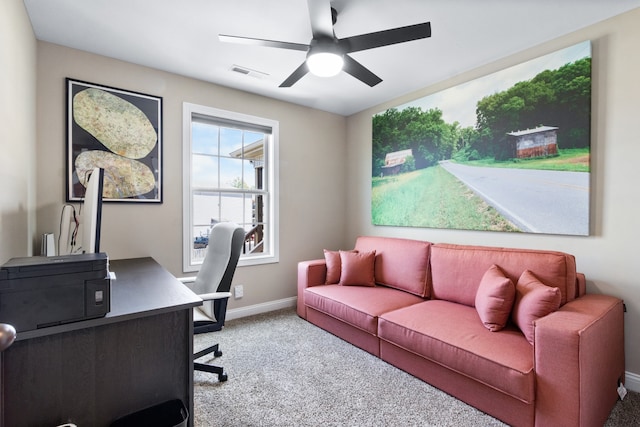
1, 257, 202, 427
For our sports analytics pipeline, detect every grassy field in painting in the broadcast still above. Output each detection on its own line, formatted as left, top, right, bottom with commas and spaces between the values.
464, 148, 589, 172
371, 165, 519, 231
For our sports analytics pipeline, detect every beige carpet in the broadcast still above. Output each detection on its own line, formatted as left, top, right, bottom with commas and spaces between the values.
193, 308, 639, 426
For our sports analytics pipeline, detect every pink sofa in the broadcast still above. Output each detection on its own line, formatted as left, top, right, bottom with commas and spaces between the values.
297, 236, 625, 427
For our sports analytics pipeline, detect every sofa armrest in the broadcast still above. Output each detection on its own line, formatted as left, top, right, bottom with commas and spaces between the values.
297, 259, 327, 318
534, 294, 624, 427
576, 272, 586, 298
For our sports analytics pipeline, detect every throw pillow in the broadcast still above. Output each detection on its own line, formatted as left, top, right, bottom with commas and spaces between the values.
323, 249, 342, 284
512, 270, 561, 345
323, 249, 358, 284
339, 250, 376, 287
475, 264, 515, 332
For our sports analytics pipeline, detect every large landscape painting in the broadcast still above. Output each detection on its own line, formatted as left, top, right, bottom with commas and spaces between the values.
372, 41, 591, 236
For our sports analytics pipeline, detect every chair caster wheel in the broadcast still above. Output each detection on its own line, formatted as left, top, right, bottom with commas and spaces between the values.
219, 373, 228, 382
214, 350, 223, 357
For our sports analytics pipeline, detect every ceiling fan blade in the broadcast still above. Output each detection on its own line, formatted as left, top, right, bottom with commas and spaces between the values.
340, 22, 431, 53
307, 0, 334, 39
342, 55, 382, 87
279, 62, 310, 87
219, 34, 309, 52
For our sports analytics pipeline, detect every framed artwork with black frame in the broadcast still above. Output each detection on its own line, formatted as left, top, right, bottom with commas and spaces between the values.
66, 78, 163, 203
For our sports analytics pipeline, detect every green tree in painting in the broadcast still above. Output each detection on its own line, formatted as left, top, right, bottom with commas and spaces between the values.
473, 57, 591, 158
372, 107, 459, 175
373, 56, 591, 175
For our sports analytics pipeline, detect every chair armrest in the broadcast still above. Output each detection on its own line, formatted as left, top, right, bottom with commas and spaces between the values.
177, 277, 231, 302
534, 294, 624, 427
198, 292, 232, 301
297, 259, 327, 318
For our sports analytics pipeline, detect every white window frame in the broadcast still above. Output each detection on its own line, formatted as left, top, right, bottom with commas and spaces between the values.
182, 102, 279, 272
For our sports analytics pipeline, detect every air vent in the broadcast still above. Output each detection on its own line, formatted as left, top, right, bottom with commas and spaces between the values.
230, 65, 269, 79
231, 66, 250, 75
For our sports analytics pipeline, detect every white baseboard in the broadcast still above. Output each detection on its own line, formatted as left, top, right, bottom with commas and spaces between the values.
226, 297, 297, 321
625, 371, 640, 393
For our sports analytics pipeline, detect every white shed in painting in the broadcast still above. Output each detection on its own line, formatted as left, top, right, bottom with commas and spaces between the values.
507, 126, 558, 159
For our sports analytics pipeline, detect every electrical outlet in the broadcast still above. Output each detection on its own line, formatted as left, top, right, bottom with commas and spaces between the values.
234, 285, 244, 299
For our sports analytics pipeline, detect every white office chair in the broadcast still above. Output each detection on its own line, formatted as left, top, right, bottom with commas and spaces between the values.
179, 222, 245, 382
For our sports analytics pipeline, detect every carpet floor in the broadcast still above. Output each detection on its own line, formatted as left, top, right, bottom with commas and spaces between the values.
193, 308, 639, 426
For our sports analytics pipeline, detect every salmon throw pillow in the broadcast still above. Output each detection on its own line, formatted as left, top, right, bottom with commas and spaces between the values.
323, 249, 358, 284
512, 270, 561, 345
339, 250, 376, 287
475, 264, 516, 332
323, 250, 342, 284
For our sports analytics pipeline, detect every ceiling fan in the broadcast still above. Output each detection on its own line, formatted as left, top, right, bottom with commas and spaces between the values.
219, 0, 432, 88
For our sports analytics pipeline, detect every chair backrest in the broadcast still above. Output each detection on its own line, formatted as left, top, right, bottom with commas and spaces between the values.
194, 222, 245, 322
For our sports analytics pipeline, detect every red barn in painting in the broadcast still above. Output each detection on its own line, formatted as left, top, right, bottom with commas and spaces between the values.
507, 126, 558, 159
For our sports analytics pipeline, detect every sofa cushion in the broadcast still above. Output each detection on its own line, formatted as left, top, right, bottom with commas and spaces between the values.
430, 243, 577, 307
355, 236, 431, 297
512, 270, 561, 345
339, 250, 376, 287
305, 285, 424, 335
378, 300, 534, 404
475, 265, 515, 332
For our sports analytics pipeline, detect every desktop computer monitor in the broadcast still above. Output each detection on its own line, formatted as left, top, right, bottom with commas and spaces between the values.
81, 167, 104, 254
57, 167, 104, 256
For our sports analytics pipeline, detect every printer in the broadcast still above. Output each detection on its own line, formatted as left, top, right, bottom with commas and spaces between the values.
0, 252, 111, 333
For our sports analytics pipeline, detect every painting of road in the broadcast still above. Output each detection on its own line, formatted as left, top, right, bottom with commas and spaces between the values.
371, 41, 591, 236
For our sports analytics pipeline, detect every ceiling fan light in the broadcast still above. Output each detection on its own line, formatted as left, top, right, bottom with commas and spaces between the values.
307, 52, 344, 77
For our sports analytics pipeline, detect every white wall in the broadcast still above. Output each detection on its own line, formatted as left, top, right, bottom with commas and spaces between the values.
0, 0, 37, 264
346, 8, 640, 384
35, 42, 348, 311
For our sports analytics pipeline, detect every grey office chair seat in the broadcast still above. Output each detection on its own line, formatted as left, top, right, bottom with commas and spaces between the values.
180, 222, 245, 382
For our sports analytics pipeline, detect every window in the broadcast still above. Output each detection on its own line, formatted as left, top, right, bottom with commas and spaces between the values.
183, 103, 279, 271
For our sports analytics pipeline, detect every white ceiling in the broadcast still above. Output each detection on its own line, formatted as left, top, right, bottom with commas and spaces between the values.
24, 0, 640, 116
